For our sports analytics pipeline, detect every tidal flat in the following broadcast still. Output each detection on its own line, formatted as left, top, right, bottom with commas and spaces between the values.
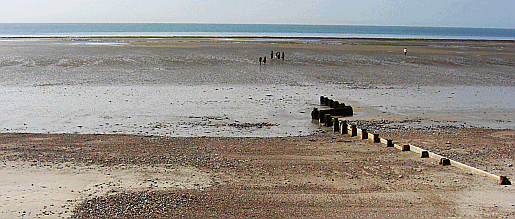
1, 37, 514, 218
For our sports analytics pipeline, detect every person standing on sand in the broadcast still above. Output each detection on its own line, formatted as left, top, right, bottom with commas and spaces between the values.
270, 51, 274, 60
263, 56, 266, 64
281, 52, 284, 60
404, 48, 407, 56
259, 57, 262, 65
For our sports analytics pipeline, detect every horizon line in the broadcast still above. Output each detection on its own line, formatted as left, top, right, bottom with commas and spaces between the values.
1, 22, 514, 30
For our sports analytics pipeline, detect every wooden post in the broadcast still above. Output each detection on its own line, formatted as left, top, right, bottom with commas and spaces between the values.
339, 120, 348, 134
361, 129, 368, 139
500, 176, 512, 185
373, 134, 379, 143
325, 114, 332, 127
312, 107, 319, 120
440, 158, 451, 166
319, 113, 326, 123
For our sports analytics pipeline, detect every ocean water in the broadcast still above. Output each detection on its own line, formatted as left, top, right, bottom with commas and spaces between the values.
1, 23, 514, 40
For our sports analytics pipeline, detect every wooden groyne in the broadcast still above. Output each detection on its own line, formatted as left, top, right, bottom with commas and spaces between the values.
312, 96, 511, 185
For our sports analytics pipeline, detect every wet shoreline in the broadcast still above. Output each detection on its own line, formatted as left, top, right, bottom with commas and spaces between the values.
1, 37, 514, 136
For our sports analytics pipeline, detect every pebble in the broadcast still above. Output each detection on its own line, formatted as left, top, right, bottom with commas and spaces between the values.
2, 126, 509, 218
72, 191, 199, 218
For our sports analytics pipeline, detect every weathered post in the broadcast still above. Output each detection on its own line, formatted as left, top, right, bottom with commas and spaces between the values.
339, 120, 348, 134
373, 134, 380, 143
325, 114, 332, 127
319, 112, 326, 123
333, 117, 339, 132
311, 107, 319, 120
439, 158, 451, 166
351, 125, 357, 137
500, 176, 512, 185
361, 129, 368, 139
334, 101, 340, 109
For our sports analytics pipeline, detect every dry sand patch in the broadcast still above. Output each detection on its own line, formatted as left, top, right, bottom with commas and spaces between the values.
0, 161, 211, 218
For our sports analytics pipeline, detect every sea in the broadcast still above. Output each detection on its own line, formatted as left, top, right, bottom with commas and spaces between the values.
1, 23, 514, 40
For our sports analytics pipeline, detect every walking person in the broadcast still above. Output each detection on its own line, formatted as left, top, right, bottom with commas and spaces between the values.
263, 56, 266, 64
281, 52, 284, 60
404, 48, 407, 56
270, 51, 274, 60
276, 52, 280, 60
259, 57, 262, 65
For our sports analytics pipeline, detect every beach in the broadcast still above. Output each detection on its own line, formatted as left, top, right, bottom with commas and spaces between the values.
1, 37, 514, 218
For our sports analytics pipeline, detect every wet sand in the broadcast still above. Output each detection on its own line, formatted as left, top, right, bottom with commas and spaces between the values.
1, 37, 514, 136
1, 37, 514, 218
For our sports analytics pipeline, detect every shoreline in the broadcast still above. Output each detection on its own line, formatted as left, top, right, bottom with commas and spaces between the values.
2, 84, 513, 138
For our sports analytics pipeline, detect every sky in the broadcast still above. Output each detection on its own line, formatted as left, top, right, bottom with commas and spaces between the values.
1, 0, 514, 28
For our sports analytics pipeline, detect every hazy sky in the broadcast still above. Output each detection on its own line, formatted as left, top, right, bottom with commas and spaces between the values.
1, 0, 513, 28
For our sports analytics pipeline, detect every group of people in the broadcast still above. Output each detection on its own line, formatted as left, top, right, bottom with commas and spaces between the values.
258, 48, 406, 65
259, 50, 285, 65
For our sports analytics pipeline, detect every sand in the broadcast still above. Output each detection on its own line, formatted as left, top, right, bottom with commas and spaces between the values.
1, 132, 514, 218
1, 37, 514, 218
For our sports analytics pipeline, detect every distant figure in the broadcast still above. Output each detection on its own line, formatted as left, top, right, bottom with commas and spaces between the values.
276, 52, 280, 59
263, 56, 266, 64
281, 52, 284, 60
259, 57, 262, 65
270, 51, 274, 59
404, 48, 407, 56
